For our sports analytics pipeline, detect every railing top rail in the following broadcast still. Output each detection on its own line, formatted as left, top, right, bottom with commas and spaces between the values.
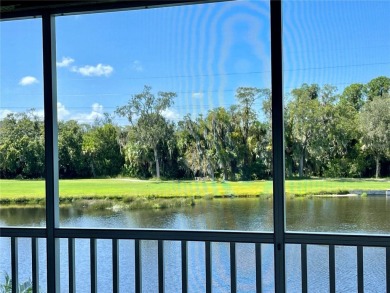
0, 227, 390, 247
286, 232, 390, 247
55, 228, 275, 243
0, 227, 46, 238
1, 227, 389, 247
0, 227, 273, 243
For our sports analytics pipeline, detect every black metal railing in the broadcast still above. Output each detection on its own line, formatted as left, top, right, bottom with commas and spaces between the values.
1, 228, 389, 293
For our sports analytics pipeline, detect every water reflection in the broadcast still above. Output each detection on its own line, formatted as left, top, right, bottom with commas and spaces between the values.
0, 207, 46, 227
1, 197, 389, 234
286, 197, 390, 233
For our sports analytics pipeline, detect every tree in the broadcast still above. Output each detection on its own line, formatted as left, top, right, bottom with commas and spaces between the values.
0, 111, 44, 178
287, 84, 321, 177
82, 123, 124, 177
286, 83, 366, 178
364, 76, 390, 101
359, 95, 390, 178
204, 108, 237, 180
341, 83, 365, 111
58, 120, 89, 178
177, 87, 271, 181
327, 96, 362, 176
121, 126, 153, 178
234, 87, 269, 180
116, 85, 176, 179
177, 115, 215, 179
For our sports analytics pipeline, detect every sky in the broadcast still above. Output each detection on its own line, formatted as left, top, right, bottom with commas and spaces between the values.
1, 0, 389, 124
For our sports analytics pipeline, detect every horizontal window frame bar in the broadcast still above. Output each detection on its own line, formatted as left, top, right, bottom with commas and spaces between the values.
0, 0, 231, 20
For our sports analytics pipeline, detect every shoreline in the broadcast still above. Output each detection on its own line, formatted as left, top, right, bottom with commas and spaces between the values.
0, 190, 388, 210
1, 178, 388, 209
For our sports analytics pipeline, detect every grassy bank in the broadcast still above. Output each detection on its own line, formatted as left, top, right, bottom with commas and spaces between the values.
0, 178, 389, 206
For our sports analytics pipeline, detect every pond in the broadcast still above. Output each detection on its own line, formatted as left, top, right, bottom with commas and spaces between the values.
0, 196, 389, 292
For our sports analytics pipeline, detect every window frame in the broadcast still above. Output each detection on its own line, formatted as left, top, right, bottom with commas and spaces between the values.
1, 1, 389, 293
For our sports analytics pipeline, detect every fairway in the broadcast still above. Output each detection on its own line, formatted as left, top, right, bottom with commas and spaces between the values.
0, 178, 389, 205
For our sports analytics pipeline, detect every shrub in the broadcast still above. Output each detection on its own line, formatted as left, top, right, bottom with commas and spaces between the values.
0, 272, 35, 293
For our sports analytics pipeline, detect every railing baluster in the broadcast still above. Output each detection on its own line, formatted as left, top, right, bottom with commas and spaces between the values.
11, 237, 18, 293
31, 238, 39, 293
357, 246, 363, 293
230, 242, 237, 293
112, 239, 119, 293
90, 238, 97, 293
158, 240, 165, 293
386, 247, 390, 292
301, 244, 307, 293
68, 238, 75, 293
205, 241, 212, 293
135, 239, 142, 293
181, 241, 188, 293
255, 243, 262, 293
329, 245, 335, 293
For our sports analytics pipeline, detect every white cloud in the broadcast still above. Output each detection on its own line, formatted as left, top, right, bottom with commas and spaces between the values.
57, 57, 75, 68
19, 76, 38, 86
0, 109, 13, 119
162, 109, 181, 121
72, 64, 113, 77
22, 103, 70, 121
31, 109, 44, 119
57, 102, 70, 120
71, 103, 104, 123
132, 60, 143, 72
92, 103, 103, 113
0, 109, 44, 120
192, 92, 204, 99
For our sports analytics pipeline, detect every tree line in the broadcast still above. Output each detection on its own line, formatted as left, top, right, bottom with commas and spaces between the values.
1, 76, 389, 180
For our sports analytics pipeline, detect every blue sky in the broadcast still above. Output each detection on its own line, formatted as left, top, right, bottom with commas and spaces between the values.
1, 0, 389, 124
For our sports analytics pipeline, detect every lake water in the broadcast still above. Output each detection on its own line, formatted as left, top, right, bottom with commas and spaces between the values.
0, 197, 389, 292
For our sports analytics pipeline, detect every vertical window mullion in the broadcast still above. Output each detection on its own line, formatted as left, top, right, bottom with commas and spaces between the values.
270, 0, 286, 292
42, 12, 60, 293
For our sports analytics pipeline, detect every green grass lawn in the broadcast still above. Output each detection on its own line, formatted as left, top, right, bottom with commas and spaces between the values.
0, 178, 389, 204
